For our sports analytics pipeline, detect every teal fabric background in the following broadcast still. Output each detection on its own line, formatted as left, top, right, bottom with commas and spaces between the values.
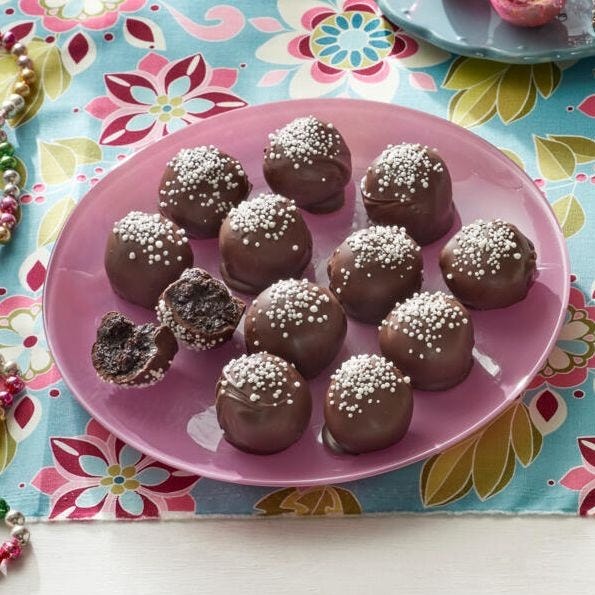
0, 0, 594, 519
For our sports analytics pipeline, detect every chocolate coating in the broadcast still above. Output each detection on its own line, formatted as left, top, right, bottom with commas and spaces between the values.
91, 311, 178, 387
244, 279, 347, 379
219, 193, 312, 294
215, 352, 312, 454
327, 225, 423, 324
323, 355, 413, 454
379, 291, 474, 391
159, 146, 251, 238
157, 268, 245, 350
105, 211, 193, 309
440, 219, 537, 310
361, 143, 454, 245
263, 116, 352, 213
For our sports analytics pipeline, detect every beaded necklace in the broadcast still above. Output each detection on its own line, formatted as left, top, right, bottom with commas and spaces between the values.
0, 30, 35, 245
0, 29, 33, 576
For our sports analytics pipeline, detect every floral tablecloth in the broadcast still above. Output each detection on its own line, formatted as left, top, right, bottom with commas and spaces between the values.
1, 0, 594, 520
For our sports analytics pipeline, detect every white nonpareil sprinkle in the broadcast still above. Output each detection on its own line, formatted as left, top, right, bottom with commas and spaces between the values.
112, 211, 188, 266
445, 219, 523, 280
363, 143, 443, 202
265, 116, 340, 165
327, 354, 409, 416
227, 193, 298, 246
382, 291, 468, 354
221, 352, 296, 406
159, 146, 245, 214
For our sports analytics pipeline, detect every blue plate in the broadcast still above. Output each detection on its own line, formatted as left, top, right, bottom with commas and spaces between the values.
378, 0, 595, 63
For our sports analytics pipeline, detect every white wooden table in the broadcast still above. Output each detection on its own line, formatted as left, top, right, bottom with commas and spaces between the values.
9, 517, 594, 594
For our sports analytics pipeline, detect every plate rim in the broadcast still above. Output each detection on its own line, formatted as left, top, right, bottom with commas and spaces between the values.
377, 0, 595, 64
43, 97, 571, 486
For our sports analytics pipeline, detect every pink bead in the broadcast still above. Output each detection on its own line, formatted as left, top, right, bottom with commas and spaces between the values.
2, 31, 16, 50
6, 538, 22, 559
5, 375, 24, 395
0, 212, 16, 229
0, 196, 18, 214
0, 390, 13, 407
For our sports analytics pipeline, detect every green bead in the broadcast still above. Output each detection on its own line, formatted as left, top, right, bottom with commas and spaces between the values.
0, 155, 17, 171
0, 498, 9, 520
0, 142, 14, 158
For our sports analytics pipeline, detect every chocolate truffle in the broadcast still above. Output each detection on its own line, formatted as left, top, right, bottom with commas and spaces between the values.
244, 279, 347, 379
219, 193, 312, 294
361, 143, 454, 245
157, 268, 245, 350
439, 219, 537, 310
327, 225, 423, 324
91, 311, 178, 387
215, 352, 312, 454
323, 355, 413, 454
379, 291, 474, 391
159, 146, 251, 238
105, 211, 193, 309
263, 116, 352, 214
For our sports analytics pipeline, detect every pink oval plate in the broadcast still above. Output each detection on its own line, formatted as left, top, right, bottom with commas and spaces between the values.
44, 99, 569, 487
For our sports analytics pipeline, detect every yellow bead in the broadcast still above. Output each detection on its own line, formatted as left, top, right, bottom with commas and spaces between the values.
0, 225, 11, 244
13, 81, 30, 98
20, 68, 36, 84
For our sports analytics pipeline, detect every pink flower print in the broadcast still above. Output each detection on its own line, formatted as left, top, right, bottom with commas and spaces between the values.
86, 52, 247, 150
19, 0, 146, 32
255, 0, 449, 101
31, 419, 199, 520
560, 437, 595, 516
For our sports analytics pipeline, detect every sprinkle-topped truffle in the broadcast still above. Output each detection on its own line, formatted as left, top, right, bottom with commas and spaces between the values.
439, 219, 537, 310
379, 291, 474, 390
263, 115, 352, 213
257, 278, 332, 328
328, 355, 410, 417
105, 211, 193, 308
159, 145, 251, 238
362, 144, 443, 202
267, 116, 341, 165
244, 279, 347, 379
346, 225, 419, 268
446, 219, 522, 279
227, 193, 298, 245
219, 194, 312, 294
327, 225, 423, 324
112, 211, 188, 266
323, 354, 413, 454
361, 143, 454, 245
215, 352, 312, 454
221, 353, 297, 405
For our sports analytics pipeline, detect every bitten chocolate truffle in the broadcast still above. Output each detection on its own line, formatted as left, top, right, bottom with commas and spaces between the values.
215, 352, 312, 454
327, 225, 423, 324
244, 279, 347, 379
379, 291, 474, 391
263, 116, 352, 214
219, 193, 313, 294
105, 212, 193, 309
157, 268, 245, 350
439, 219, 537, 310
361, 143, 454, 245
159, 146, 251, 238
323, 355, 413, 455
91, 311, 178, 387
